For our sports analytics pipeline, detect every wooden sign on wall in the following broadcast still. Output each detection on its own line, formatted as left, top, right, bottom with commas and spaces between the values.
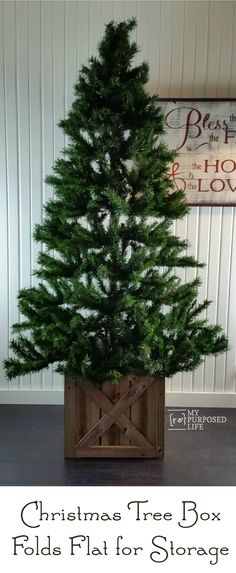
158, 100, 236, 205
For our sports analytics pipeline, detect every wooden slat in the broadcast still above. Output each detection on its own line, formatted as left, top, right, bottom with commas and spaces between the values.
75, 377, 154, 449
156, 377, 165, 457
65, 375, 165, 458
130, 377, 161, 450
84, 386, 101, 446
100, 380, 121, 446
74, 446, 156, 459
100, 377, 131, 446
77, 375, 154, 411
75, 409, 154, 451
130, 376, 148, 440
65, 376, 100, 456
146, 376, 156, 447
116, 376, 130, 446
64, 376, 77, 457
75, 381, 88, 443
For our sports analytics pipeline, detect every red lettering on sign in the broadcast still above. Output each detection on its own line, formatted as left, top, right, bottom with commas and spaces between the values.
224, 129, 236, 144
165, 107, 202, 150
221, 160, 236, 173
227, 180, 236, 192
204, 159, 219, 173
210, 179, 225, 192
197, 179, 209, 192
164, 106, 229, 151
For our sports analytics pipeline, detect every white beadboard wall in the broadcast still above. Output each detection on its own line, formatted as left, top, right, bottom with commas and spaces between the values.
1, 0, 236, 406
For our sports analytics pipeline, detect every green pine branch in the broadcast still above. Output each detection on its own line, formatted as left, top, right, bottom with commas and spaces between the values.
4, 18, 228, 385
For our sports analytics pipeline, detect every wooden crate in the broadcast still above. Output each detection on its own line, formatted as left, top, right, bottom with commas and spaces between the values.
64, 374, 165, 458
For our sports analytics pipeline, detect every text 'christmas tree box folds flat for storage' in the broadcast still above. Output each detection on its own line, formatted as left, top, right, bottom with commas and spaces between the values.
64, 375, 165, 458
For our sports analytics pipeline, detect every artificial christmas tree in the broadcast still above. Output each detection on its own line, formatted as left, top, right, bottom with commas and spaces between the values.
4, 19, 228, 458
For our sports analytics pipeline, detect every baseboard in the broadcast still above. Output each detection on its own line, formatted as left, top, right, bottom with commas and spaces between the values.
0, 390, 64, 405
165, 392, 236, 408
0, 389, 235, 407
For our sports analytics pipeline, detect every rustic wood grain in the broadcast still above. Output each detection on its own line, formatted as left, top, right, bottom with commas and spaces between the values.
130, 374, 148, 441
100, 380, 121, 446
72, 446, 155, 458
75, 376, 153, 448
156, 377, 165, 457
65, 375, 165, 458
64, 376, 77, 457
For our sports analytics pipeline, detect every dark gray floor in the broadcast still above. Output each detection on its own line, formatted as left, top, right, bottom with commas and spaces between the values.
0, 405, 235, 486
